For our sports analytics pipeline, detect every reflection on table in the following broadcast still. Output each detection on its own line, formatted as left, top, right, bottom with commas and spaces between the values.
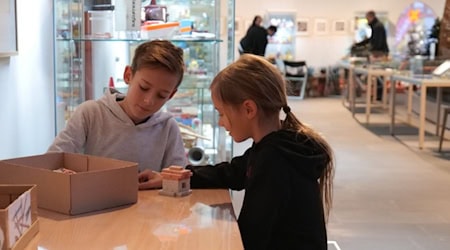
26, 189, 243, 250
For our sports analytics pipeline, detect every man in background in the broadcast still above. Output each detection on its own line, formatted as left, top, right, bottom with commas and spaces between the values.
355, 10, 389, 100
361, 10, 389, 59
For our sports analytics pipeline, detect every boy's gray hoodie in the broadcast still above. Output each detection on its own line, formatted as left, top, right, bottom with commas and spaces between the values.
48, 90, 186, 171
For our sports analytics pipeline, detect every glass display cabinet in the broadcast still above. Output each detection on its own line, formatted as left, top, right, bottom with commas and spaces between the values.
54, 0, 235, 164
264, 11, 296, 60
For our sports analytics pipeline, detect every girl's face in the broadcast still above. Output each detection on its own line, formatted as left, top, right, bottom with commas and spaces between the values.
121, 66, 178, 124
212, 93, 251, 143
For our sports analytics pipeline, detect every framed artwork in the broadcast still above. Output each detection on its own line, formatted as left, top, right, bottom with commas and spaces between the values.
0, 0, 18, 57
296, 18, 310, 36
314, 18, 328, 35
332, 19, 347, 35
234, 17, 243, 35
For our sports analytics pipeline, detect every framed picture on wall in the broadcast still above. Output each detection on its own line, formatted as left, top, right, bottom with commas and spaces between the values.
0, 0, 18, 57
296, 18, 310, 36
332, 19, 347, 35
234, 17, 243, 35
314, 18, 328, 35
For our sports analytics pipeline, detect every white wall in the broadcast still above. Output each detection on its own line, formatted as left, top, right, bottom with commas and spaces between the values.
235, 0, 446, 69
0, 0, 55, 159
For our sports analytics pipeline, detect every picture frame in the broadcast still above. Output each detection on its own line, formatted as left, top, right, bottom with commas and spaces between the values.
0, 0, 18, 57
296, 18, 310, 36
314, 18, 328, 35
332, 19, 347, 35
234, 17, 243, 35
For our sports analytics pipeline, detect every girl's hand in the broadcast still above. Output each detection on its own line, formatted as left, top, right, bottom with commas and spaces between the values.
138, 169, 162, 190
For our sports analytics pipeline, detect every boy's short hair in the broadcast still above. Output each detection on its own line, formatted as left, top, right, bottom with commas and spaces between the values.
268, 25, 278, 33
131, 40, 185, 87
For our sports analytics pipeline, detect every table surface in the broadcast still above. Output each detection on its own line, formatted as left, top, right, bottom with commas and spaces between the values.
390, 71, 450, 149
26, 189, 243, 250
391, 71, 450, 85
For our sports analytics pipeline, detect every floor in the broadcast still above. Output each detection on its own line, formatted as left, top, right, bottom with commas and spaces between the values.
231, 95, 450, 250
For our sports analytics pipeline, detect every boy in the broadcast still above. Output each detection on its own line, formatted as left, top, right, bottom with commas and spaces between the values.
48, 40, 186, 190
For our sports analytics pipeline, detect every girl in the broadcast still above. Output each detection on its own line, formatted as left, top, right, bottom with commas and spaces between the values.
187, 54, 335, 250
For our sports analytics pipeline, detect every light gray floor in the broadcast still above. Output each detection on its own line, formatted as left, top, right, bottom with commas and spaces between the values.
231, 96, 450, 250
297, 96, 450, 250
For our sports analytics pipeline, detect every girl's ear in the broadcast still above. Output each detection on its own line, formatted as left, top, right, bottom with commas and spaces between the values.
123, 66, 132, 85
242, 99, 257, 119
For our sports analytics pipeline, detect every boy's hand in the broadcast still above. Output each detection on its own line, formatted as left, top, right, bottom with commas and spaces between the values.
138, 170, 162, 190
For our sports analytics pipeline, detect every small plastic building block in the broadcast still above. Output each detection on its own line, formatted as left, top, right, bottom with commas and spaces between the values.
159, 166, 193, 197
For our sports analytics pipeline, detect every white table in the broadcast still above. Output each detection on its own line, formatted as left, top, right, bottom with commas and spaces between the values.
353, 66, 392, 123
390, 72, 450, 149
25, 189, 243, 250
336, 58, 367, 113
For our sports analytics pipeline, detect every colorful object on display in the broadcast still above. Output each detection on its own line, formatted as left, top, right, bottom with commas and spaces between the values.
395, 1, 437, 56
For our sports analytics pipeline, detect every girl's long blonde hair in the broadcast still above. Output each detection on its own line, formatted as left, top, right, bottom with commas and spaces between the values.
210, 54, 335, 220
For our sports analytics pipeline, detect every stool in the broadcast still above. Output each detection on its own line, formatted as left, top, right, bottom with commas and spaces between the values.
439, 107, 450, 152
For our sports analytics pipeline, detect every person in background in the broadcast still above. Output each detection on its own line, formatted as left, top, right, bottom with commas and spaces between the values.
187, 54, 335, 250
48, 40, 187, 190
250, 15, 263, 28
239, 15, 277, 56
357, 10, 389, 59
355, 10, 389, 100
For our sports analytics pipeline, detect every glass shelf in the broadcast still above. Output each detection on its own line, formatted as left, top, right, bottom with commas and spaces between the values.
53, 0, 234, 164
56, 37, 223, 43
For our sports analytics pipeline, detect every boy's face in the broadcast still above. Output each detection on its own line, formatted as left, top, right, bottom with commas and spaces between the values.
122, 66, 178, 124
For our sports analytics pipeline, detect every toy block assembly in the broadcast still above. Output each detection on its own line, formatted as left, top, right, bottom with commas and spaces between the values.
159, 166, 193, 197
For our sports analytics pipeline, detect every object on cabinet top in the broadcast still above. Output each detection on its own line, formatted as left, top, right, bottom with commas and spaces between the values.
92, 0, 115, 11
144, 0, 168, 22
141, 21, 180, 39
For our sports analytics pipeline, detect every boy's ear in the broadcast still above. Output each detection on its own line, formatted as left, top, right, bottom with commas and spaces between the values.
123, 66, 132, 85
242, 99, 257, 119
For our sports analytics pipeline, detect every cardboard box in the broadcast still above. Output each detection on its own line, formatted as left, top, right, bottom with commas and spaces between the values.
0, 184, 39, 250
0, 153, 138, 215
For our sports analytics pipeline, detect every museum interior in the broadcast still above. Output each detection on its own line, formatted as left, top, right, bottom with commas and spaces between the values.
0, 0, 450, 249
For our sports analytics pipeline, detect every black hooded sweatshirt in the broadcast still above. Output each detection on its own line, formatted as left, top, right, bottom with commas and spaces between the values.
356, 17, 389, 55
187, 129, 329, 250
